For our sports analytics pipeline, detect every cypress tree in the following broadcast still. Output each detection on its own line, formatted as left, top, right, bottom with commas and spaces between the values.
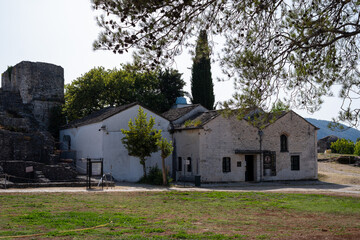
191, 30, 215, 110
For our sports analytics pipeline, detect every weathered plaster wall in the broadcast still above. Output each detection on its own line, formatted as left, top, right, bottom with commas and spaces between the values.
174, 115, 261, 183
198, 115, 260, 182
173, 111, 317, 183
262, 111, 318, 180
173, 129, 200, 180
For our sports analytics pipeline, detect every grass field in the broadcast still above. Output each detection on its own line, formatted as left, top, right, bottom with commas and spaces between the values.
0, 191, 360, 239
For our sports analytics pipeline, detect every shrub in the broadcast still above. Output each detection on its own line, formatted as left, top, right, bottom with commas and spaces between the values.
138, 165, 172, 186
330, 139, 355, 154
354, 141, 360, 156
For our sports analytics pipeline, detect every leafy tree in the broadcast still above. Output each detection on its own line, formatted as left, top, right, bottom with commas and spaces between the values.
270, 101, 290, 113
191, 30, 215, 110
64, 67, 107, 121
156, 137, 173, 185
92, 0, 360, 127
121, 107, 161, 177
158, 68, 186, 112
64, 64, 185, 121
330, 139, 355, 154
354, 141, 360, 156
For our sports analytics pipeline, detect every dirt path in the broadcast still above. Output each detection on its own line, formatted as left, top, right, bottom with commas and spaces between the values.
1, 162, 360, 197
318, 161, 360, 186
1, 180, 360, 197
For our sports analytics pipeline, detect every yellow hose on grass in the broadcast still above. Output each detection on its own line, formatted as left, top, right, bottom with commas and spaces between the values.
0, 222, 111, 239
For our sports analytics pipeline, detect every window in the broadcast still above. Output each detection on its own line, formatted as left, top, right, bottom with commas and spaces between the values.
178, 157, 182, 171
291, 155, 300, 171
223, 157, 231, 172
187, 157, 192, 172
280, 134, 288, 152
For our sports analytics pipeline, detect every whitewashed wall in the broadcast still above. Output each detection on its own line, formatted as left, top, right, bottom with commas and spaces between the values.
173, 129, 200, 180
60, 104, 172, 182
60, 122, 103, 159
102, 105, 172, 182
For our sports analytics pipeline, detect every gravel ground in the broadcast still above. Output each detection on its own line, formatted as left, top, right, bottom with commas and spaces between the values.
318, 162, 360, 177
0, 180, 360, 197
1, 162, 359, 197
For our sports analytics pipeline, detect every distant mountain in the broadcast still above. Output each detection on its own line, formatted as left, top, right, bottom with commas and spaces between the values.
305, 118, 360, 142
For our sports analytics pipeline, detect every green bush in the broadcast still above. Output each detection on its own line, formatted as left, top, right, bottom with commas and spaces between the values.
354, 141, 360, 156
330, 138, 355, 154
138, 165, 172, 186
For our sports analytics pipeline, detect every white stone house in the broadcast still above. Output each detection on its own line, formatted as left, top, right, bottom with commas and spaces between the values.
59, 103, 172, 182
162, 106, 318, 183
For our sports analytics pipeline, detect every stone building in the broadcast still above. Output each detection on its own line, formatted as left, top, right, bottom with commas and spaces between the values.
1, 61, 64, 129
163, 105, 319, 182
59, 99, 318, 183
0, 61, 64, 164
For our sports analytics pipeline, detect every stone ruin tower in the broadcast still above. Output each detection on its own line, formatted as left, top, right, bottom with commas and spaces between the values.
1, 61, 64, 129
0, 61, 79, 185
0, 61, 64, 164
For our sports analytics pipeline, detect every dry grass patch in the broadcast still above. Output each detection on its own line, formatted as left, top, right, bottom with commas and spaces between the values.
0, 191, 360, 239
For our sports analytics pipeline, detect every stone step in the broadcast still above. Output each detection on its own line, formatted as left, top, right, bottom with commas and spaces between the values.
34, 170, 50, 183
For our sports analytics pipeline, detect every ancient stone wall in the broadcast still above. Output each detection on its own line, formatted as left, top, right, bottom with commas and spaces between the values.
1, 61, 64, 129
0, 130, 51, 163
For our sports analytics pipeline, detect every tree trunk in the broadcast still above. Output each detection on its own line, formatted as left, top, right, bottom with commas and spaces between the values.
161, 157, 167, 185
141, 158, 147, 178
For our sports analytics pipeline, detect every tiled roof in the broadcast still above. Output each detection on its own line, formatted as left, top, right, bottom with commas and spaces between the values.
174, 110, 220, 129
161, 104, 201, 121
61, 102, 138, 129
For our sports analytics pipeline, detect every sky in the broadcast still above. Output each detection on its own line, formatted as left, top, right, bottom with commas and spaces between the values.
0, 0, 349, 124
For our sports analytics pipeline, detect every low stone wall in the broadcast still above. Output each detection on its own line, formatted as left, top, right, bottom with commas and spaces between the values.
0, 161, 43, 183
43, 164, 77, 181
0, 160, 77, 182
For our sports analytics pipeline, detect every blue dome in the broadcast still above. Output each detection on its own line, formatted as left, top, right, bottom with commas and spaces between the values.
175, 97, 187, 104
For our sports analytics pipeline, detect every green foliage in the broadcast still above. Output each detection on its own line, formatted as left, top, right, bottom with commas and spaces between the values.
354, 141, 360, 156
270, 100, 290, 113
156, 137, 173, 185
92, 0, 360, 127
63, 64, 185, 122
330, 139, 355, 154
158, 68, 186, 112
121, 107, 161, 177
156, 137, 173, 161
184, 119, 202, 127
191, 30, 215, 110
64, 67, 107, 121
138, 165, 171, 186
7, 66, 13, 80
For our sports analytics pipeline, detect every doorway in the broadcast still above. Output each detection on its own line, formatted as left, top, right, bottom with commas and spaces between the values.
245, 155, 254, 181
